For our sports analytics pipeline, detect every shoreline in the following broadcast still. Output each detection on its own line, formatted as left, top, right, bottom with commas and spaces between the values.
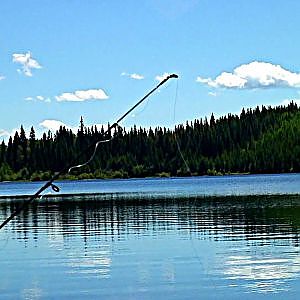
0, 171, 298, 184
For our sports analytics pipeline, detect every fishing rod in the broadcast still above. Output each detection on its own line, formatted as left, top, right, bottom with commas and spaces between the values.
0, 73, 178, 230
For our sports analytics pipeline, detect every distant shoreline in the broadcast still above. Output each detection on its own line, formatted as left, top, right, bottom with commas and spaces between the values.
0, 170, 297, 184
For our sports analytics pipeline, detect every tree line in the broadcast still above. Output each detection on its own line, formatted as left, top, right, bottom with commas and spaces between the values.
0, 102, 299, 181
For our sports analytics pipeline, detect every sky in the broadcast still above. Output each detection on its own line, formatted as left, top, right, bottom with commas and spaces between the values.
1, 0, 300, 139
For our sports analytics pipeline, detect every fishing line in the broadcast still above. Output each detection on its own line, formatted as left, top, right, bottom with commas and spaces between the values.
68, 93, 157, 174
0, 229, 10, 250
0, 74, 178, 230
172, 80, 192, 175
130, 80, 173, 120
0, 237, 9, 250
129, 97, 152, 119
170, 81, 206, 273
68, 138, 113, 174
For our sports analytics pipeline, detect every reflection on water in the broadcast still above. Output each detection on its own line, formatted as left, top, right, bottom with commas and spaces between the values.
1, 196, 300, 299
224, 255, 300, 293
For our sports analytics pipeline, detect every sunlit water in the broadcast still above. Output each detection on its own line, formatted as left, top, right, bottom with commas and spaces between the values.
1, 173, 300, 198
1, 175, 300, 299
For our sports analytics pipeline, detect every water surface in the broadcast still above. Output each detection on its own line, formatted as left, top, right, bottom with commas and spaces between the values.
0, 173, 300, 198
1, 195, 300, 299
1, 174, 300, 299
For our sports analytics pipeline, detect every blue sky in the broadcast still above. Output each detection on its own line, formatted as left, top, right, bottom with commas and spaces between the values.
1, 0, 300, 138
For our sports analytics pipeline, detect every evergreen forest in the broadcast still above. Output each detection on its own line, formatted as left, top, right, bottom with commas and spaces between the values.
0, 102, 300, 181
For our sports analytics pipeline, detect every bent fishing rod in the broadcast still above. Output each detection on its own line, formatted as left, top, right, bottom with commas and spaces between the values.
0, 73, 178, 230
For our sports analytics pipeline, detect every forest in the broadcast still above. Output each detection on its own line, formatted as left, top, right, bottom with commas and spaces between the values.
0, 102, 300, 181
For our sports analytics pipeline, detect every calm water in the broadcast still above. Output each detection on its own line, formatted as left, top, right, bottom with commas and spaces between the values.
1, 175, 300, 299
0, 173, 300, 198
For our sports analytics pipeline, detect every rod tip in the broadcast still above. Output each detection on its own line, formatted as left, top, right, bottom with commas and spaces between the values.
170, 74, 179, 79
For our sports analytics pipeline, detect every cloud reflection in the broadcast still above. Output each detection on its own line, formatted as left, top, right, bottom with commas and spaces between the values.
224, 254, 300, 293
66, 249, 112, 279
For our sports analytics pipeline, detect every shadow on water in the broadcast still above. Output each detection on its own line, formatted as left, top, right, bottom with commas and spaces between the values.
2, 195, 300, 244
1, 195, 300, 298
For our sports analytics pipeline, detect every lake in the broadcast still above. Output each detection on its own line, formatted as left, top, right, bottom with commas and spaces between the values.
1, 173, 300, 198
1, 174, 300, 299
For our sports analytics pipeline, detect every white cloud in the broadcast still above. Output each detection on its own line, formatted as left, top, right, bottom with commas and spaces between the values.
36, 95, 44, 101
0, 129, 9, 137
121, 72, 144, 80
55, 89, 109, 102
39, 120, 73, 132
155, 72, 171, 82
12, 52, 42, 77
25, 95, 51, 102
208, 91, 217, 97
37, 95, 51, 102
0, 128, 21, 142
39, 120, 110, 133
130, 73, 144, 80
197, 61, 300, 89
0, 75, 5, 80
